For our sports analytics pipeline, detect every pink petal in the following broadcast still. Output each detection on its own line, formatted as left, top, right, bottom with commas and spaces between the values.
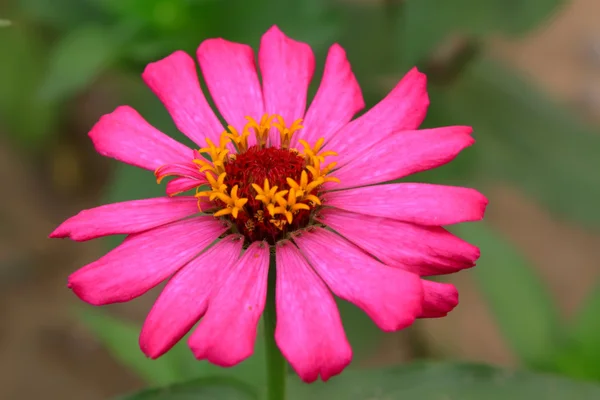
89, 106, 193, 171
293, 228, 423, 332
155, 161, 207, 183
325, 68, 429, 165
330, 126, 474, 190
140, 235, 244, 358
275, 242, 352, 382
197, 38, 264, 136
325, 183, 488, 226
68, 216, 227, 306
50, 196, 200, 242
165, 177, 206, 197
188, 241, 270, 366
195, 195, 214, 212
142, 51, 224, 147
259, 25, 315, 147
293, 43, 364, 148
419, 280, 459, 318
317, 208, 479, 276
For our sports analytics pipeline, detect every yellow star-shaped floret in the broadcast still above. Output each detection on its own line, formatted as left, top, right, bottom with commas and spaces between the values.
268, 188, 310, 224
213, 185, 248, 219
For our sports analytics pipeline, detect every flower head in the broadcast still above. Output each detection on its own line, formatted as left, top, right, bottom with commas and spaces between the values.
50, 26, 487, 383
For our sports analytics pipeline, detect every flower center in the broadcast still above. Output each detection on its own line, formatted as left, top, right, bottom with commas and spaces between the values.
222, 146, 312, 243
157, 114, 339, 245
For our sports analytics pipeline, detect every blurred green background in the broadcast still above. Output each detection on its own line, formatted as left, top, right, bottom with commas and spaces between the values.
2, 0, 600, 399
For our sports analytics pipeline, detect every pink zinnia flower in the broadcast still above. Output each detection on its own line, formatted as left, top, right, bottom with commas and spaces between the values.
50, 26, 487, 382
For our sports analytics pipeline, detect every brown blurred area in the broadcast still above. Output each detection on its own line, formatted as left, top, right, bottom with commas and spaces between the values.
1, 0, 600, 399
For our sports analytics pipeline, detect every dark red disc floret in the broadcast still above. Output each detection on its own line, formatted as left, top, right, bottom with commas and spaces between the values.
222, 145, 313, 244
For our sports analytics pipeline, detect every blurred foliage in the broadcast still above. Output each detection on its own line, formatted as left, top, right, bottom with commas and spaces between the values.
5, 0, 600, 397
0, 26, 59, 148
82, 302, 385, 390
81, 310, 195, 386
287, 362, 600, 399
118, 376, 258, 400
569, 280, 600, 378
546, 279, 600, 381
402, 0, 563, 67
39, 24, 119, 101
120, 362, 600, 400
453, 222, 563, 368
435, 59, 600, 229
80, 309, 268, 389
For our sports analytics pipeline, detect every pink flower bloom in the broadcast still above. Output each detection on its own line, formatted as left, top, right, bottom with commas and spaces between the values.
50, 25, 487, 382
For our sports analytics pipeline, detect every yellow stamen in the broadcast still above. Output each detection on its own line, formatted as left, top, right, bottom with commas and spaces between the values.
270, 219, 287, 231
213, 185, 248, 219
199, 138, 228, 160
196, 172, 227, 204
286, 171, 325, 196
195, 144, 229, 176
245, 114, 276, 148
225, 125, 250, 153
271, 115, 303, 150
195, 133, 231, 175
270, 188, 311, 224
306, 159, 340, 184
206, 172, 228, 199
218, 131, 230, 150
251, 179, 286, 206
299, 137, 338, 167
303, 194, 322, 206
286, 171, 327, 206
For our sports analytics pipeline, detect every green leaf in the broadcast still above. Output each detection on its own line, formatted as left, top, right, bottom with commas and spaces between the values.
572, 278, 600, 360
38, 25, 119, 101
122, 362, 600, 399
20, 0, 105, 27
105, 164, 166, 203
436, 59, 600, 229
256, 0, 340, 50
211, 0, 339, 53
337, 299, 385, 362
117, 377, 258, 400
0, 26, 58, 149
79, 309, 188, 385
116, 0, 340, 65
81, 309, 268, 390
452, 222, 563, 367
547, 278, 600, 380
94, 0, 190, 31
336, 4, 399, 79
402, 0, 466, 68
485, 0, 565, 35
402, 0, 564, 66
0, 19, 11, 27
287, 361, 600, 399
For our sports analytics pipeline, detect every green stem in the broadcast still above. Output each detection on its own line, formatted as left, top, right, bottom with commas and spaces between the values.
264, 252, 286, 400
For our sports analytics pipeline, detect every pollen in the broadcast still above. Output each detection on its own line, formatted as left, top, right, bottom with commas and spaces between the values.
161, 113, 339, 244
